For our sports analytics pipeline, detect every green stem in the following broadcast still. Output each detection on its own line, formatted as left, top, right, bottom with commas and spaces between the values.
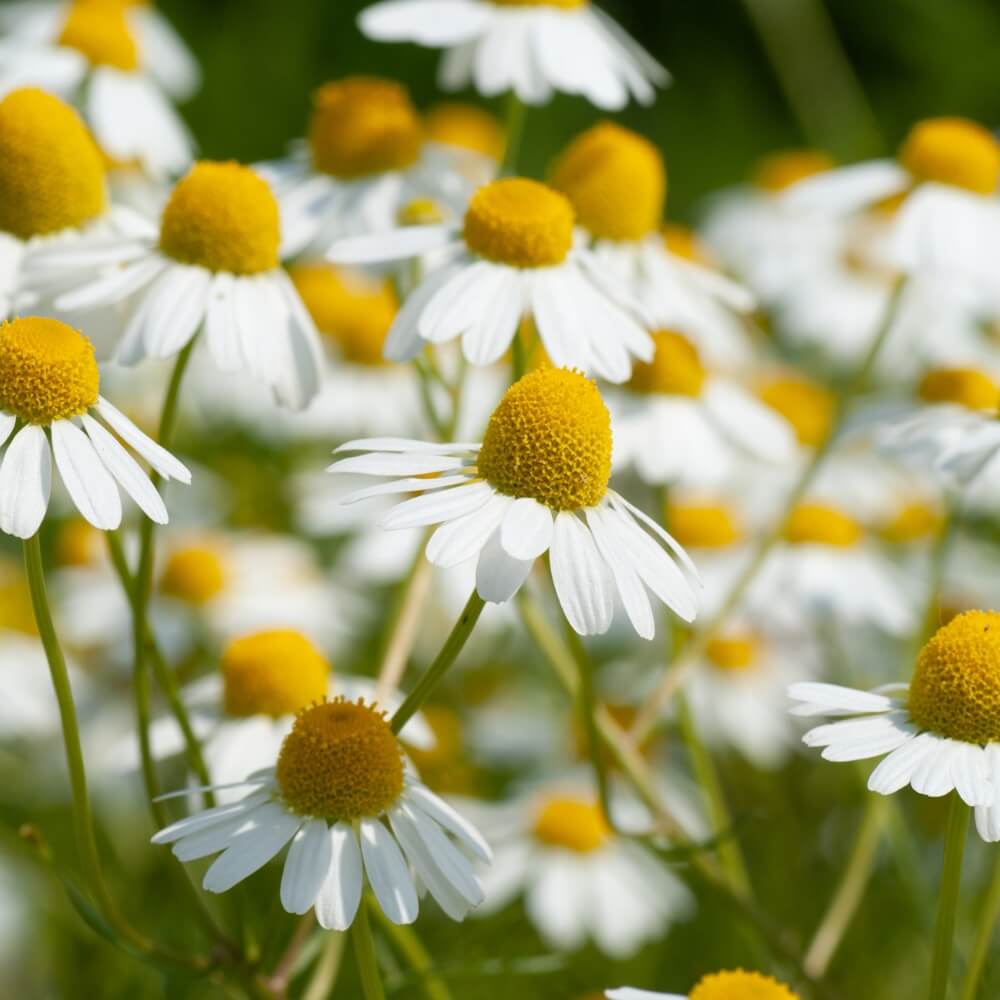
373, 907, 452, 1000
351, 898, 386, 1000
511, 326, 527, 384
958, 851, 1000, 1000
499, 92, 527, 176
930, 795, 970, 1000
390, 592, 486, 734
302, 932, 346, 1000
920, 502, 959, 645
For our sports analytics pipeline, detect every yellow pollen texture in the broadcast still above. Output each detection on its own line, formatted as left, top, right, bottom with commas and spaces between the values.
464, 178, 575, 268
757, 376, 835, 447
909, 611, 1000, 744
533, 797, 609, 853
59, 1, 139, 71
917, 368, 1000, 412
706, 636, 758, 672
276, 698, 405, 821
159, 162, 280, 275
479, 368, 612, 511
0, 88, 106, 240
628, 330, 706, 397
0, 318, 99, 425
424, 103, 505, 161
668, 502, 742, 548
159, 545, 228, 605
752, 150, 835, 192
550, 121, 665, 242
784, 503, 862, 548
222, 630, 330, 720
291, 264, 397, 366
309, 78, 423, 180
899, 117, 1000, 195
690, 970, 800, 1000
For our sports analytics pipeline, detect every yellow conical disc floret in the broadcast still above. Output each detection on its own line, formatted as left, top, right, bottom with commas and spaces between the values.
628, 331, 706, 397
550, 121, 665, 242
59, 0, 139, 71
533, 796, 609, 853
0, 88, 106, 240
159, 545, 228, 605
689, 969, 800, 1000
222, 629, 330, 719
751, 150, 835, 192
668, 502, 743, 548
918, 367, 1000, 412
757, 376, 835, 447
0, 318, 99, 425
909, 611, 1000, 744
706, 635, 758, 672
276, 698, 405, 821
784, 503, 862, 548
464, 178, 575, 268
424, 103, 505, 161
290, 264, 396, 366
159, 162, 280, 275
479, 368, 612, 511
899, 118, 1000, 195
309, 78, 423, 180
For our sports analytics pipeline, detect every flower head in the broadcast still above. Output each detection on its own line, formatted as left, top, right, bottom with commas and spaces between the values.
899, 117, 1000, 195
59, 1, 139, 71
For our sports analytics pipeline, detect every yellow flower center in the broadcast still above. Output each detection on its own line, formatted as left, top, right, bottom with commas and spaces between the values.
0, 560, 37, 635
784, 503, 862, 548
464, 178, 575, 268
751, 150, 835, 192
881, 501, 942, 544
917, 367, 1000, 412
549, 122, 665, 242
0, 88, 106, 240
291, 265, 396, 367
56, 519, 102, 567
706, 635, 759, 672
398, 198, 446, 226
221, 629, 330, 720
690, 970, 800, 1000
159, 545, 228, 606
757, 376, 835, 447
308, 78, 423, 180
159, 162, 280, 276
0, 318, 99, 425
492, 0, 585, 6
276, 698, 405, 821
58, 1, 139, 71
424, 103, 505, 161
909, 611, 1000, 744
899, 117, 1000, 195
662, 224, 713, 265
628, 330, 706, 397
667, 502, 743, 549
533, 796, 609, 853
479, 368, 612, 511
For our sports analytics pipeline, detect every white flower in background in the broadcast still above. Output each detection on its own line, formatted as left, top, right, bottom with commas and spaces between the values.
329, 368, 701, 639
0, 0, 192, 177
791, 610, 1000, 843
153, 698, 491, 927
424, 101, 504, 190
30, 161, 325, 411
330, 177, 654, 382
359, 0, 668, 110
0, 316, 190, 539
607, 969, 801, 999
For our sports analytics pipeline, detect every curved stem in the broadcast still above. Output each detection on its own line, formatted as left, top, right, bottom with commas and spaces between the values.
499, 92, 527, 176
930, 795, 970, 1000
958, 851, 1000, 1000
373, 907, 452, 1000
351, 898, 386, 1000
302, 931, 346, 1000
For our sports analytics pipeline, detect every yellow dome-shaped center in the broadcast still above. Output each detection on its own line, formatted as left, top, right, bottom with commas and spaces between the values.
909, 610, 1000, 744
757, 376, 835, 447
0, 560, 37, 635
0, 88, 106, 240
533, 796, 609, 853
706, 635, 759, 672
424, 103, 505, 161
668, 502, 743, 549
881, 501, 942, 544
899, 118, 1000, 195
159, 162, 280, 275
290, 264, 396, 367
918, 367, 1000, 412
159, 545, 228, 606
222, 629, 330, 720
752, 150, 835, 192
58, 1, 139, 71
309, 78, 423, 180
276, 698, 405, 820
628, 330, 707, 397
550, 121, 665, 242
479, 368, 612, 511
0, 318, 99, 425
784, 503, 862, 548
662, 224, 713, 265
690, 970, 800, 1000
56, 519, 102, 567
464, 178, 575, 268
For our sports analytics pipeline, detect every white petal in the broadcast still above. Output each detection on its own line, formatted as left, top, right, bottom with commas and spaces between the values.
404, 784, 492, 863
910, 737, 963, 798
202, 803, 301, 893
204, 274, 241, 371
51, 420, 122, 530
586, 506, 654, 640
328, 225, 457, 265
0, 425, 50, 539
58, 256, 165, 312
550, 511, 614, 636
0, 412, 15, 447
151, 791, 271, 844
500, 497, 553, 560
334, 438, 481, 455
359, 0, 490, 45
315, 821, 364, 931
337, 474, 472, 506
475, 528, 534, 603
867, 732, 938, 795
426, 492, 510, 568
359, 818, 419, 925
328, 452, 467, 477
952, 743, 993, 808
783, 160, 910, 215
804, 713, 916, 762
380, 480, 494, 530
789, 682, 899, 718
280, 819, 333, 915
461, 268, 523, 365
95, 398, 191, 483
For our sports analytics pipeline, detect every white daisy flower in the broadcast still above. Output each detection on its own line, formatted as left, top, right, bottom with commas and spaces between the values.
0, 1, 192, 177
0, 316, 190, 539
152, 697, 492, 927
424, 101, 504, 190
31, 161, 325, 411
607, 969, 802, 1000
359, 0, 668, 110
790, 610, 1000, 843
328, 367, 701, 639
329, 177, 654, 382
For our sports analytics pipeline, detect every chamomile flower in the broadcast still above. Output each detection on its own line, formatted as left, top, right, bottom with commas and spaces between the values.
424, 102, 504, 188
790, 610, 1000, 842
152, 698, 491, 927
359, 0, 668, 110
329, 177, 654, 382
329, 367, 701, 639
607, 969, 801, 1000
34, 161, 325, 410
0, 316, 190, 538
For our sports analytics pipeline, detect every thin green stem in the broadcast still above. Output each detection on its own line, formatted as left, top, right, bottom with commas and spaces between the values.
390, 592, 486, 734
930, 795, 971, 1000
351, 898, 386, 1000
302, 932, 346, 1000
920, 502, 959, 644
499, 92, 527, 176
511, 326, 527, 384
958, 851, 1000, 1000
373, 906, 452, 1000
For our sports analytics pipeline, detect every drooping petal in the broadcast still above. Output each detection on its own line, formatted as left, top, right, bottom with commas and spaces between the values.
314, 821, 364, 931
